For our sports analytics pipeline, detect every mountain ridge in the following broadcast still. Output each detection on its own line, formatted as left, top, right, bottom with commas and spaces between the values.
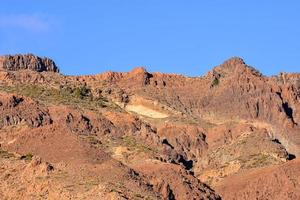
0, 53, 299, 199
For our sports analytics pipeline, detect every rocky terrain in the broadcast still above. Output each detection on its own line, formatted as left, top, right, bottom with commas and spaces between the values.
0, 54, 59, 73
0, 54, 299, 199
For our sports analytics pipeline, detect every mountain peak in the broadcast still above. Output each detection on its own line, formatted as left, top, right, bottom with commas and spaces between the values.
130, 67, 148, 75
209, 57, 262, 77
222, 57, 246, 68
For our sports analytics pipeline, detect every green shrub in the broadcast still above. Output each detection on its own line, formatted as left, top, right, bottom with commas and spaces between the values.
211, 78, 219, 87
20, 153, 33, 161
74, 86, 91, 99
0, 83, 117, 110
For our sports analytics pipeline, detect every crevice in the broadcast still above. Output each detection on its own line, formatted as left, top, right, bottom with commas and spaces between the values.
162, 138, 174, 149
272, 138, 281, 144
287, 153, 296, 161
167, 153, 194, 171
282, 102, 297, 125
166, 185, 175, 200
276, 92, 297, 125
177, 154, 193, 171
271, 137, 296, 161
255, 101, 260, 118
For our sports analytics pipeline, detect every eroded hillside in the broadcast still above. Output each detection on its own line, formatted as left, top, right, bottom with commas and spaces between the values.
0, 54, 299, 200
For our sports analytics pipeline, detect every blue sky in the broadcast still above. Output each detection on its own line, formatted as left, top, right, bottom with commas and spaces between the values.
0, 1, 299, 76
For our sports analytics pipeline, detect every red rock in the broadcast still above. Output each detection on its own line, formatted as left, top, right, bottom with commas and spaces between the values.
0, 54, 59, 72
0, 53, 299, 199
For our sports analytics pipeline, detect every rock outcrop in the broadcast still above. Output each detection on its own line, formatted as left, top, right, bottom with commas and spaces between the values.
0, 93, 52, 128
0, 54, 59, 72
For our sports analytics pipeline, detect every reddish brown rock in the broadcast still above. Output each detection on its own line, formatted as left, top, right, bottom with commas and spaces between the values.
0, 92, 52, 128
215, 158, 300, 200
134, 161, 221, 200
0, 54, 59, 72
0, 54, 300, 199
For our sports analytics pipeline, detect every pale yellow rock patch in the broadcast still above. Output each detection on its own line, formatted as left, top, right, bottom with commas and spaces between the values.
125, 104, 169, 119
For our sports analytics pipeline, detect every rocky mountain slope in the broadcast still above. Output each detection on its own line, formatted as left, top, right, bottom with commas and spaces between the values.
0, 54, 299, 200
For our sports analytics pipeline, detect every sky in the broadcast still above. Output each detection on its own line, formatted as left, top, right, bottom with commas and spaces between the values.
0, 1, 299, 76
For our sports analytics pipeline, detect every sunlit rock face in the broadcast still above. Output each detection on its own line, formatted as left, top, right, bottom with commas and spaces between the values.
0, 54, 59, 73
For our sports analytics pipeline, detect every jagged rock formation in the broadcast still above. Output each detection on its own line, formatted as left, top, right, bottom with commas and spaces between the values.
0, 53, 299, 199
0, 54, 59, 72
0, 93, 52, 128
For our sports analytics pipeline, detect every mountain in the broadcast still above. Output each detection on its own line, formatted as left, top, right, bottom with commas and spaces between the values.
0, 54, 299, 200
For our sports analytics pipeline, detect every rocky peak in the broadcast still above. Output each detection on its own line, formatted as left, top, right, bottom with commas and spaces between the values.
0, 54, 59, 73
221, 57, 246, 69
130, 67, 148, 75
208, 57, 262, 78
127, 67, 152, 85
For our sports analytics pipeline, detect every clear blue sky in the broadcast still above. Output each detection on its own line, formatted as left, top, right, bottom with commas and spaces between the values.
0, 1, 299, 76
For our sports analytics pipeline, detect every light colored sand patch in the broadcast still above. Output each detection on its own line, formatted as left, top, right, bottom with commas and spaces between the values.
112, 146, 130, 161
125, 104, 169, 118
113, 146, 130, 157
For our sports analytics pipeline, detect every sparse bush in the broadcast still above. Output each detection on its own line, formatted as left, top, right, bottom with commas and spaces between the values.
211, 78, 219, 87
0, 149, 15, 159
87, 136, 102, 146
134, 193, 143, 198
59, 86, 73, 95
20, 153, 33, 161
74, 85, 92, 99
122, 136, 153, 153
93, 96, 108, 107
0, 83, 118, 110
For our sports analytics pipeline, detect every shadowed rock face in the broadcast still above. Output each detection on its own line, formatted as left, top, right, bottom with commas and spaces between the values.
0, 54, 59, 72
